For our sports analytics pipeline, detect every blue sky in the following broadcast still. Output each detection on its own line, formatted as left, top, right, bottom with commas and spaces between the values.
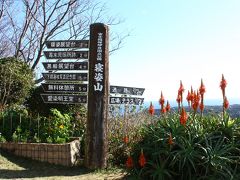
104, 0, 240, 105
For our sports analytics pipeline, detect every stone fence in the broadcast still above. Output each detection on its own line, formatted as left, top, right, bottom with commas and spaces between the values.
0, 138, 81, 166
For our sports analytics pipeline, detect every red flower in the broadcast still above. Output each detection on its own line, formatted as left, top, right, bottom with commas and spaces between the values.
176, 94, 181, 104
149, 102, 155, 115
159, 91, 165, 107
186, 90, 192, 106
199, 101, 204, 112
123, 136, 129, 144
220, 74, 227, 97
139, 149, 146, 167
199, 79, 206, 97
168, 134, 174, 145
161, 106, 167, 114
224, 96, 229, 109
166, 101, 171, 112
126, 156, 134, 168
180, 108, 188, 126
178, 80, 184, 95
192, 91, 200, 112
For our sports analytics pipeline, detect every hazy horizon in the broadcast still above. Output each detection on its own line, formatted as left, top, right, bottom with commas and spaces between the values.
144, 98, 240, 108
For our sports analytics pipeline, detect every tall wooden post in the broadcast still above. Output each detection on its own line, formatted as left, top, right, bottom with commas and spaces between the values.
85, 23, 109, 169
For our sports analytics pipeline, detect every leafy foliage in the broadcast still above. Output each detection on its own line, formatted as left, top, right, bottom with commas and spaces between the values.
0, 107, 87, 144
128, 112, 240, 179
0, 57, 34, 110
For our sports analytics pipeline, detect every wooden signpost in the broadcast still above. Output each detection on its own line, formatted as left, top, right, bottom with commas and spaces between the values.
41, 23, 144, 169
85, 23, 109, 169
41, 37, 89, 105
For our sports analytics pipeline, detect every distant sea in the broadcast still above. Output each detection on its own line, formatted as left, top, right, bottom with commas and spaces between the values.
144, 98, 240, 108
143, 99, 240, 118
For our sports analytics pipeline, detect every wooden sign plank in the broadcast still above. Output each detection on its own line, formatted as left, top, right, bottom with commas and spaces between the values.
44, 51, 88, 59
42, 62, 88, 71
41, 94, 87, 104
46, 40, 89, 49
41, 83, 88, 93
85, 23, 109, 169
109, 97, 144, 105
42, 73, 88, 81
110, 85, 145, 96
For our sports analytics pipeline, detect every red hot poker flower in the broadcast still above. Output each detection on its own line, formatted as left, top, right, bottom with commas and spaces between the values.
200, 101, 204, 112
149, 102, 155, 115
161, 106, 167, 114
224, 96, 229, 109
159, 91, 165, 107
199, 79, 206, 97
186, 90, 192, 106
178, 80, 184, 95
126, 156, 134, 168
192, 91, 200, 112
168, 133, 174, 145
166, 101, 171, 112
180, 108, 188, 126
190, 86, 194, 101
176, 94, 181, 104
220, 74, 227, 97
139, 149, 146, 167
123, 136, 129, 144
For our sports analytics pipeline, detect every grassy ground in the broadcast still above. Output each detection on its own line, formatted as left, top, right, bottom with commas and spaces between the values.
0, 150, 127, 180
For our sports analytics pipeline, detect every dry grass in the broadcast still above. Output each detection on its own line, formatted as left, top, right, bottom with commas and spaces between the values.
0, 150, 127, 180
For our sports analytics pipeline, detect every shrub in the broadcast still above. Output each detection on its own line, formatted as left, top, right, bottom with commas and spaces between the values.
0, 132, 6, 142
0, 57, 34, 110
127, 112, 240, 179
107, 104, 147, 166
0, 107, 86, 144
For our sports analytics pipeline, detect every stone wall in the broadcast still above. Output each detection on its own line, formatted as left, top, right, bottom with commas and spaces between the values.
0, 138, 80, 166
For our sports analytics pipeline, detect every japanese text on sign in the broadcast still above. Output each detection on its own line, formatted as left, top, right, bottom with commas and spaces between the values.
42, 73, 88, 81
46, 40, 89, 49
41, 94, 87, 104
42, 83, 88, 92
42, 62, 88, 71
110, 86, 145, 96
44, 51, 88, 59
93, 32, 104, 92
109, 97, 144, 105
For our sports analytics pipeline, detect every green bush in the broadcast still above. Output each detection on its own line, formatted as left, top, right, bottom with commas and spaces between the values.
127, 112, 240, 179
0, 132, 6, 142
0, 57, 34, 110
0, 106, 31, 142
0, 107, 86, 144
108, 105, 147, 166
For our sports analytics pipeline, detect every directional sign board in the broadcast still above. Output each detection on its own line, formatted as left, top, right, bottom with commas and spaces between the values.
42, 62, 88, 71
42, 73, 88, 81
109, 97, 144, 105
41, 83, 88, 93
110, 85, 145, 96
41, 94, 87, 104
44, 51, 88, 59
46, 40, 89, 49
